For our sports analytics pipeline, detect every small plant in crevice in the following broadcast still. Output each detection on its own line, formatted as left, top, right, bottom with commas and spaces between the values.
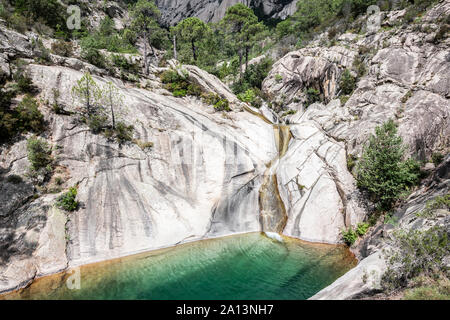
347, 153, 358, 172
356, 222, 370, 236
56, 187, 79, 212
26, 136, 53, 182
431, 152, 444, 166
305, 87, 321, 108
339, 69, 357, 95
342, 227, 358, 246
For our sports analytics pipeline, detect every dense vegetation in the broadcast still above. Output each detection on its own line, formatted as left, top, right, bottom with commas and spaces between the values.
356, 120, 420, 211
56, 186, 79, 212
382, 225, 449, 296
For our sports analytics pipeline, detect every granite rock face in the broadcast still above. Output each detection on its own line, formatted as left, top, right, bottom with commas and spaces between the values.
155, 0, 298, 26
276, 121, 366, 244
262, 3, 450, 160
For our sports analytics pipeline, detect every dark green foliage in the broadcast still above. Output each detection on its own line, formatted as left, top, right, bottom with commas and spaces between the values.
13, 64, 35, 94
356, 120, 420, 210
81, 47, 108, 69
32, 37, 51, 64
86, 114, 108, 134
27, 136, 52, 172
0, 91, 45, 144
382, 226, 449, 291
202, 93, 231, 112
56, 187, 79, 212
347, 154, 357, 172
79, 17, 138, 55
172, 17, 210, 62
3, 0, 69, 37
342, 227, 358, 246
114, 122, 134, 144
160, 69, 203, 98
339, 69, 357, 95
111, 55, 139, 73
15, 96, 45, 133
305, 88, 321, 107
431, 152, 445, 166
352, 56, 367, 78
6, 174, 23, 184
231, 58, 273, 95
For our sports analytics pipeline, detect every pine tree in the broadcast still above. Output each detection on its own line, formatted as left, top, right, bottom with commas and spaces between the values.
130, 0, 161, 75
356, 120, 420, 210
71, 72, 102, 117
171, 17, 210, 62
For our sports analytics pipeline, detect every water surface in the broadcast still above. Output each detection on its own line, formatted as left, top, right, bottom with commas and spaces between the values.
2, 233, 356, 300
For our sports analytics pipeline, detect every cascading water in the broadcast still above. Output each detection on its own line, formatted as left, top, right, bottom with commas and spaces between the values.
259, 124, 292, 237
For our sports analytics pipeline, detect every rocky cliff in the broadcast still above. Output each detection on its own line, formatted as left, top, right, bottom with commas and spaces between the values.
155, 0, 298, 26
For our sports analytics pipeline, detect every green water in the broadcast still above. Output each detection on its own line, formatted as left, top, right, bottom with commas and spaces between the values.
3, 233, 356, 300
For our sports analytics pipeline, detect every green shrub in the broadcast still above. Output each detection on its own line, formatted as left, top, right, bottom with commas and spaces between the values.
82, 48, 107, 69
0, 93, 45, 143
56, 187, 79, 212
232, 58, 273, 95
356, 120, 420, 210
432, 152, 445, 166
305, 87, 321, 107
282, 110, 297, 117
213, 99, 231, 112
382, 226, 449, 291
27, 137, 52, 173
339, 69, 357, 95
51, 40, 73, 57
114, 122, 134, 144
237, 88, 263, 108
13, 65, 35, 94
16, 96, 45, 133
111, 54, 139, 73
342, 227, 358, 246
6, 174, 23, 184
79, 17, 138, 54
161, 69, 203, 98
384, 212, 399, 226
86, 114, 109, 134
32, 38, 51, 64
356, 222, 370, 236
202, 93, 231, 111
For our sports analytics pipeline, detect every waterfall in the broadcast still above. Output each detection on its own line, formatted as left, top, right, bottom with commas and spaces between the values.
259, 123, 292, 235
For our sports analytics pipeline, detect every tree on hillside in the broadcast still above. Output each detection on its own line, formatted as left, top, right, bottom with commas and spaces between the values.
356, 120, 420, 210
102, 81, 124, 130
171, 17, 210, 62
71, 72, 102, 117
220, 4, 265, 78
130, 0, 161, 75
